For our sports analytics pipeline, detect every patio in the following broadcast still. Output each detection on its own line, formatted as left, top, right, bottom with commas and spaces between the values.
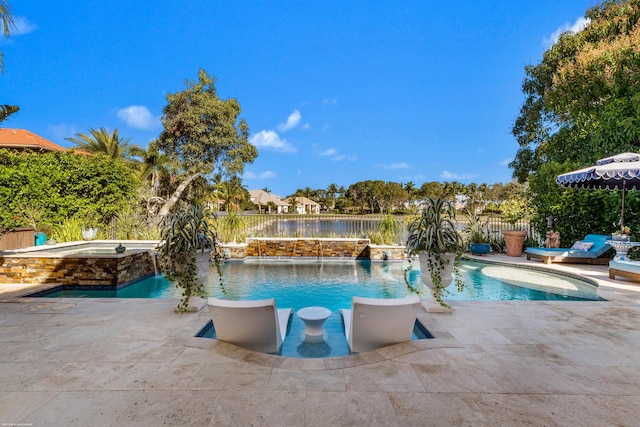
1, 255, 639, 426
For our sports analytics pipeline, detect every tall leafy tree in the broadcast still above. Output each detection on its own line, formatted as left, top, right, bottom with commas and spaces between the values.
154, 69, 258, 219
511, 0, 640, 242
512, 0, 640, 181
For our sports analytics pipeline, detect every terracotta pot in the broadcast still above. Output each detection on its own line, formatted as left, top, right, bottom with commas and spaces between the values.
502, 230, 527, 257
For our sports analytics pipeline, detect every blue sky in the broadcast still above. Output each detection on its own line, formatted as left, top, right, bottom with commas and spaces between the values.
2, 1, 593, 197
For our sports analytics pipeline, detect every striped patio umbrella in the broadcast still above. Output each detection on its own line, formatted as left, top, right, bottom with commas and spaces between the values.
556, 152, 640, 230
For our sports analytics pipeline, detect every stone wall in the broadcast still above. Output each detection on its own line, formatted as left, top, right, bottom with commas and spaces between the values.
244, 238, 372, 259
222, 243, 247, 259
369, 245, 406, 262
0, 250, 156, 287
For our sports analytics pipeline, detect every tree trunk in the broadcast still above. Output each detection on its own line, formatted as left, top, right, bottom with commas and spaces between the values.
153, 173, 203, 226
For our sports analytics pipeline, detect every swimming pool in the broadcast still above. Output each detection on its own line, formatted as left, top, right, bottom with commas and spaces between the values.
40, 259, 601, 306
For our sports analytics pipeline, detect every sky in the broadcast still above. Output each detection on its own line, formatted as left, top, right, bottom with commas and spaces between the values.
1, 0, 595, 197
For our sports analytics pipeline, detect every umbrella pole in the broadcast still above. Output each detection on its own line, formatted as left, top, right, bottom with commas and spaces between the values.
621, 185, 626, 230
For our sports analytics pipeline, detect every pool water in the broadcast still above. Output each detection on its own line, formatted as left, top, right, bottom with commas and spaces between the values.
44, 259, 601, 306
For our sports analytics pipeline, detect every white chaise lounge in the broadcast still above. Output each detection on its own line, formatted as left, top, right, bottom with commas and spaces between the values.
340, 295, 420, 353
207, 297, 293, 354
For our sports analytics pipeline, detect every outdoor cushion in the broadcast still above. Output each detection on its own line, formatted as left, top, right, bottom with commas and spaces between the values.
570, 241, 594, 251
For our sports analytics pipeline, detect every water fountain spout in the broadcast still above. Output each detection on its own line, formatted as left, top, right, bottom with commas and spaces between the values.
149, 249, 159, 275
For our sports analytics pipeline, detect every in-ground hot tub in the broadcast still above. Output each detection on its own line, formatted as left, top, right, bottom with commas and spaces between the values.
0, 240, 159, 288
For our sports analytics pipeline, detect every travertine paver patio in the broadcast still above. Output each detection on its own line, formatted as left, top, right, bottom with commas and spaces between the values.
1, 255, 640, 426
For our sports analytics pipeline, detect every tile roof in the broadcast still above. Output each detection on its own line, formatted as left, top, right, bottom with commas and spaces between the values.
249, 189, 289, 206
0, 128, 66, 152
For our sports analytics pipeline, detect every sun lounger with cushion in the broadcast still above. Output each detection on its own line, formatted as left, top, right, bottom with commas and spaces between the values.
526, 234, 612, 264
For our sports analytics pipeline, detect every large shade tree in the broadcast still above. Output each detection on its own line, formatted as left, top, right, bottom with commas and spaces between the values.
511, 0, 640, 242
154, 69, 257, 220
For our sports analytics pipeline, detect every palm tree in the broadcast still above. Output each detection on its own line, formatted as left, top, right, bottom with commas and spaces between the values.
218, 177, 246, 211
0, 0, 15, 72
131, 141, 169, 189
326, 183, 338, 211
403, 181, 416, 207
65, 127, 141, 161
1, 1, 17, 119
0, 104, 18, 123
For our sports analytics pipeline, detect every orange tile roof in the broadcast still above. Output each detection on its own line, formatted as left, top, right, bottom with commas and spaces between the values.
0, 128, 67, 152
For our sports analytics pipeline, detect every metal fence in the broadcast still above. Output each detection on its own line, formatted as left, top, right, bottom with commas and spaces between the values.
215, 213, 538, 241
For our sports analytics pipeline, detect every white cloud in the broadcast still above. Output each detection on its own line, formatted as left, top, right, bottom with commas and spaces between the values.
244, 170, 276, 180
315, 146, 356, 162
302, 123, 310, 130
318, 148, 337, 156
322, 98, 338, 106
277, 109, 301, 132
249, 130, 297, 152
499, 158, 512, 167
544, 16, 591, 47
377, 162, 410, 170
117, 105, 159, 130
12, 16, 37, 36
440, 170, 477, 180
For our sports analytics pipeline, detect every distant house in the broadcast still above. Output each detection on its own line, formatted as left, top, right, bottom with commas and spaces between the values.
284, 196, 321, 214
249, 189, 290, 214
0, 128, 67, 152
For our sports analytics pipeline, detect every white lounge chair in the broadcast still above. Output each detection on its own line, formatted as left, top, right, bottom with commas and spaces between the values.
340, 295, 420, 353
207, 297, 293, 354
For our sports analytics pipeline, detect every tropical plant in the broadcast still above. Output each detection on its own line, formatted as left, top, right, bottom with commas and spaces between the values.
0, 104, 18, 123
65, 127, 141, 162
219, 211, 247, 243
0, 0, 14, 72
463, 211, 489, 246
51, 217, 84, 242
369, 213, 402, 245
405, 197, 465, 309
115, 204, 162, 240
156, 204, 222, 313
